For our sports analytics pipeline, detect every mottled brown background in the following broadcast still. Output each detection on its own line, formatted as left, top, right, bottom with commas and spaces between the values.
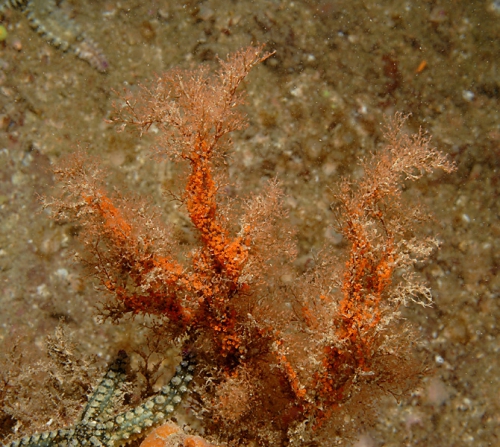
0, 0, 498, 445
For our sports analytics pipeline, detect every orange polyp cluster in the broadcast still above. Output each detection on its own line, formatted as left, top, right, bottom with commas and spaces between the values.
77, 182, 197, 322
82, 191, 132, 241
184, 138, 248, 286
278, 353, 307, 400
335, 198, 397, 360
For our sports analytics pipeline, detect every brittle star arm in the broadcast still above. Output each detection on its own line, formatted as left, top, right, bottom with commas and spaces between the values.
2, 354, 195, 447
80, 351, 128, 424
0, 0, 108, 72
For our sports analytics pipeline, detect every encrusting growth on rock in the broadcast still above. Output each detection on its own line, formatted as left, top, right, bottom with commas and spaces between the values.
41, 45, 455, 445
141, 421, 218, 447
